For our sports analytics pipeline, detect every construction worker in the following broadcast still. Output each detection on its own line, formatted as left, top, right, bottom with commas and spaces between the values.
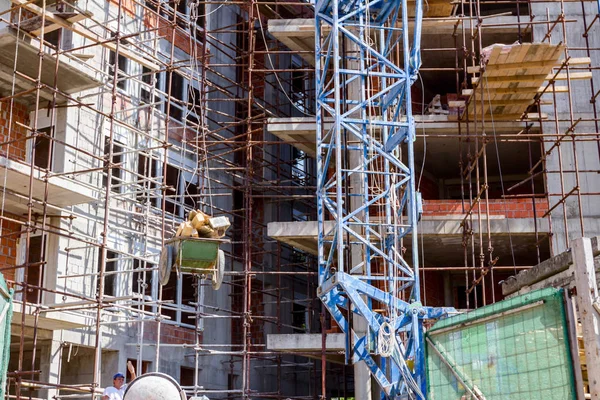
102, 361, 136, 400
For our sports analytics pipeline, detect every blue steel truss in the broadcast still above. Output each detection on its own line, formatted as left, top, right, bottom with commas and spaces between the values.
314, 0, 453, 397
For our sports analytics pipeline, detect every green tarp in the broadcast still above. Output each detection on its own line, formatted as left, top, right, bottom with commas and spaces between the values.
426, 287, 576, 400
0, 273, 13, 399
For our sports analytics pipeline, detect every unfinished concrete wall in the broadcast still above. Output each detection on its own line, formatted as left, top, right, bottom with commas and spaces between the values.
533, 2, 600, 254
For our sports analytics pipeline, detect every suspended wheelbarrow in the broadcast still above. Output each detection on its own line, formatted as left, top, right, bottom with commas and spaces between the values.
159, 237, 227, 290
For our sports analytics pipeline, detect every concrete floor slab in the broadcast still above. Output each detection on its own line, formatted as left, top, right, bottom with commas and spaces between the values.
267, 116, 540, 159
0, 156, 97, 213
0, 28, 101, 106
268, 218, 550, 266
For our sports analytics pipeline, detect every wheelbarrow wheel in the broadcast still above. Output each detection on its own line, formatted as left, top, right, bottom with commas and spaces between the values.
159, 244, 177, 286
212, 249, 225, 290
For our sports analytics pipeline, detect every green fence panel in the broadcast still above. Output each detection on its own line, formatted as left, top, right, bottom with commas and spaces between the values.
0, 273, 13, 399
426, 287, 576, 400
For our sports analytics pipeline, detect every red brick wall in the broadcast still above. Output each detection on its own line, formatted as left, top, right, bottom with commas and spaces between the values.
142, 321, 199, 345
0, 101, 29, 162
0, 217, 22, 282
423, 198, 549, 219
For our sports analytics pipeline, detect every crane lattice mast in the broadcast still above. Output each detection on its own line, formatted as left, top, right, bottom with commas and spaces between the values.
315, 0, 452, 397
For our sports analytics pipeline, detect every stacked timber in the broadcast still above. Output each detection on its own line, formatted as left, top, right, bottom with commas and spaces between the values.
463, 43, 567, 121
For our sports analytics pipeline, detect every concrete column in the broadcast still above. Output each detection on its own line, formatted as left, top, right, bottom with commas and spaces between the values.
345, 36, 373, 400
39, 334, 63, 400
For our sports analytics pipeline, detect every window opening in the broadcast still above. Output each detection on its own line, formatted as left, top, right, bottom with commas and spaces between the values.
180, 367, 196, 388
137, 152, 158, 203
108, 35, 129, 90
98, 250, 118, 297
141, 66, 160, 104
166, 72, 185, 122
104, 138, 123, 193
186, 86, 201, 125
25, 235, 45, 304
33, 127, 54, 170
165, 164, 181, 216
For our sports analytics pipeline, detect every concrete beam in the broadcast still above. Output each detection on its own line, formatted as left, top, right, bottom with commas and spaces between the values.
268, 218, 548, 255
269, 16, 523, 65
268, 219, 549, 268
502, 237, 600, 296
266, 117, 540, 159
267, 333, 344, 351
266, 333, 345, 363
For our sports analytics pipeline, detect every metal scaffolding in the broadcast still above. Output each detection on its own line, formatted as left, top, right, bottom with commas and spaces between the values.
0, 0, 598, 397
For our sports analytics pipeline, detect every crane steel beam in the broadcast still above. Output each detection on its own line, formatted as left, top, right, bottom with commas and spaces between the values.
315, 0, 454, 397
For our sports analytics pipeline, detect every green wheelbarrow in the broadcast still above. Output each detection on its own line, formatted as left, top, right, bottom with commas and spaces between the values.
159, 237, 228, 290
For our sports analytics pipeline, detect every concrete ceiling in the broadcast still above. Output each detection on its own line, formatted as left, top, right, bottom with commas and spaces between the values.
268, 218, 550, 267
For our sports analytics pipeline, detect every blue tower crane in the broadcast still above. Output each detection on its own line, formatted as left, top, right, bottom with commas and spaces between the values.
314, 0, 454, 397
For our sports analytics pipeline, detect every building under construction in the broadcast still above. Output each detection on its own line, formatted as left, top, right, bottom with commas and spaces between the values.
0, 0, 598, 396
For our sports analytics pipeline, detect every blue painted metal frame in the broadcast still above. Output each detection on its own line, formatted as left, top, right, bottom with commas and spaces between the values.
315, 0, 454, 397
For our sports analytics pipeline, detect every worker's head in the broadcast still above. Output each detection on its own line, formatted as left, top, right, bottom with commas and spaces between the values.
113, 372, 125, 389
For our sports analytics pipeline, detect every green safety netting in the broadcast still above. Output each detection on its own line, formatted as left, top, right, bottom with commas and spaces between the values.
0, 273, 13, 399
426, 287, 576, 400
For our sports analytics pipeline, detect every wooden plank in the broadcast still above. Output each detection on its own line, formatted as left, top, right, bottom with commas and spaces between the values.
496, 44, 533, 115
472, 74, 548, 84
467, 56, 589, 73
485, 98, 535, 106
11, 0, 160, 71
564, 57, 591, 66
465, 86, 568, 95
463, 112, 548, 121
485, 45, 504, 66
472, 71, 593, 84
549, 72, 594, 81
31, 11, 92, 36
572, 237, 600, 400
